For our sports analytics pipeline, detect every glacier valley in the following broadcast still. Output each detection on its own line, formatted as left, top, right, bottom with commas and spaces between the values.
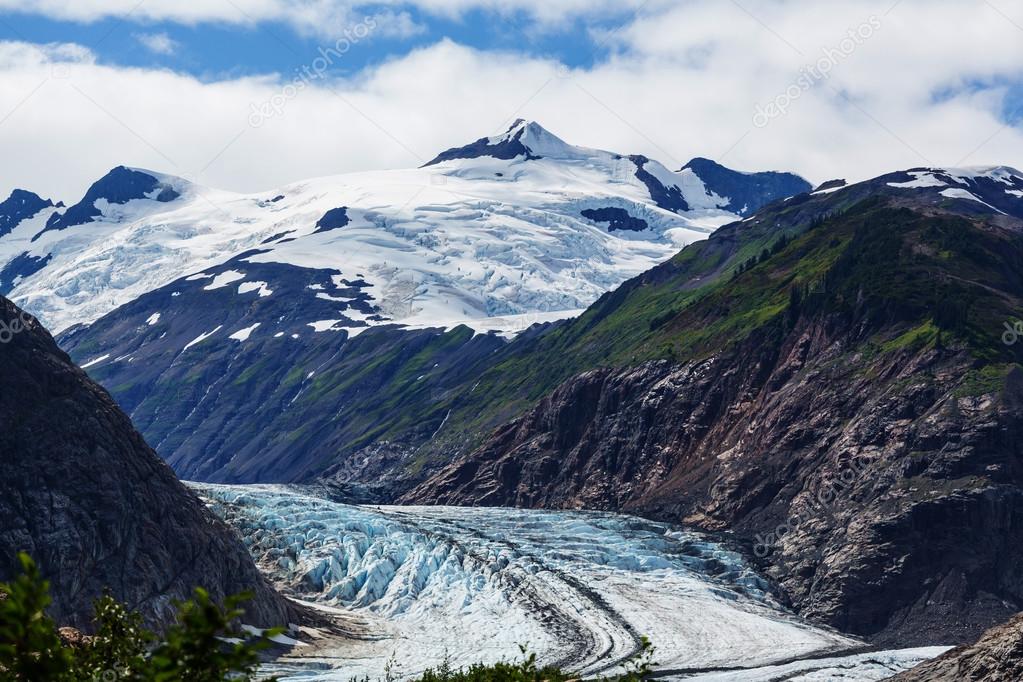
192, 484, 948, 681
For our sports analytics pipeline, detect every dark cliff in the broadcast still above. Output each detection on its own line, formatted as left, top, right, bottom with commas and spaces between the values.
0, 296, 291, 630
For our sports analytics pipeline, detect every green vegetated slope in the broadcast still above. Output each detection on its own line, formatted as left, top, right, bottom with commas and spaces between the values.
414, 192, 1023, 476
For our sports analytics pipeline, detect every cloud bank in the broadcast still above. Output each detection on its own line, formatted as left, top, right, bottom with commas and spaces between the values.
1, 0, 1022, 201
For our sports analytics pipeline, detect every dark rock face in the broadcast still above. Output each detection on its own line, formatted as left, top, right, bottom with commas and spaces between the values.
0, 189, 53, 238
0, 252, 52, 295
815, 179, 847, 192
38, 166, 180, 237
314, 207, 350, 233
681, 157, 812, 215
890, 612, 1023, 681
0, 295, 290, 630
580, 207, 649, 232
423, 120, 541, 166
629, 155, 690, 213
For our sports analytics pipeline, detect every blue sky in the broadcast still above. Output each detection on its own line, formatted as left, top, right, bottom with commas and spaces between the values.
0, 6, 622, 80
1, 1, 1022, 201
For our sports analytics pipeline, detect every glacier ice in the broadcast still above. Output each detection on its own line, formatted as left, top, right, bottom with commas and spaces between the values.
189, 484, 937, 681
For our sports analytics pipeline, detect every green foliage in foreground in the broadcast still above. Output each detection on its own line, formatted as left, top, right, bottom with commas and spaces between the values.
2, 553, 660, 682
405, 639, 657, 682
0, 553, 282, 681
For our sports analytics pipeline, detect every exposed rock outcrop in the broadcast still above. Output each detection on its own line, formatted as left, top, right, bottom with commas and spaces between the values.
0, 296, 292, 630
889, 612, 1023, 681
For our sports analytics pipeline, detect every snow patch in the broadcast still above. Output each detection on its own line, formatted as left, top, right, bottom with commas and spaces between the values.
307, 319, 344, 332
81, 354, 110, 369
203, 270, 246, 290
940, 188, 1007, 214
238, 280, 273, 297
887, 171, 947, 189
229, 323, 261, 342
183, 325, 223, 350
146, 312, 161, 326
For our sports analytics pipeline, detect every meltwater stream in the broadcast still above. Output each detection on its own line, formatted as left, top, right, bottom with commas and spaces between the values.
192, 484, 945, 681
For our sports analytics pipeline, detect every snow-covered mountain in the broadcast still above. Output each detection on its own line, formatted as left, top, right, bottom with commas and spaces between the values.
0, 120, 809, 335
11, 122, 814, 484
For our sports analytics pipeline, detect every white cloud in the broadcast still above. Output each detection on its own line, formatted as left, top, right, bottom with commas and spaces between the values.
135, 32, 179, 55
0, 0, 1022, 203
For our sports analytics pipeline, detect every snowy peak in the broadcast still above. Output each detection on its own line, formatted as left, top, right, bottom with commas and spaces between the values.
879, 165, 1023, 218
423, 121, 811, 217
2, 123, 813, 334
37, 165, 185, 237
503, 119, 579, 158
423, 119, 550, 166
679, 157, 813, 216
0, 189, 54, 239
423, 119, 599, 167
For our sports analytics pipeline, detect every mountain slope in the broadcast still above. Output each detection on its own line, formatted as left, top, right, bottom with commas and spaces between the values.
0, 295, 291, 629
45, 123, 812, 483
398, 167, 1023, 645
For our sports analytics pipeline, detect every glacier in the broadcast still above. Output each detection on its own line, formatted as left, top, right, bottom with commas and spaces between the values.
191, 484, 946, 681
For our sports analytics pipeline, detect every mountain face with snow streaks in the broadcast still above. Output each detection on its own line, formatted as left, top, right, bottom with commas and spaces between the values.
2, 122, 809, 484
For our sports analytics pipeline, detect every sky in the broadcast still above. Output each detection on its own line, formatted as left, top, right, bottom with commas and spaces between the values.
1, 0, 1023, 202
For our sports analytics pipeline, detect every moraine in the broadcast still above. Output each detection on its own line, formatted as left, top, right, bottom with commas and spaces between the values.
191, 484, 948, 681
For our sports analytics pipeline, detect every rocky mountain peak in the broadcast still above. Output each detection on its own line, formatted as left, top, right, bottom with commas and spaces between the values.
36, 166, 184, 237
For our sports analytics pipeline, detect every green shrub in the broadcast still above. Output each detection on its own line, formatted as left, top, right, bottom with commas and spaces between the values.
0, 554, 74, 681
0, 553, 282, 682
409, 637, 656, 682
